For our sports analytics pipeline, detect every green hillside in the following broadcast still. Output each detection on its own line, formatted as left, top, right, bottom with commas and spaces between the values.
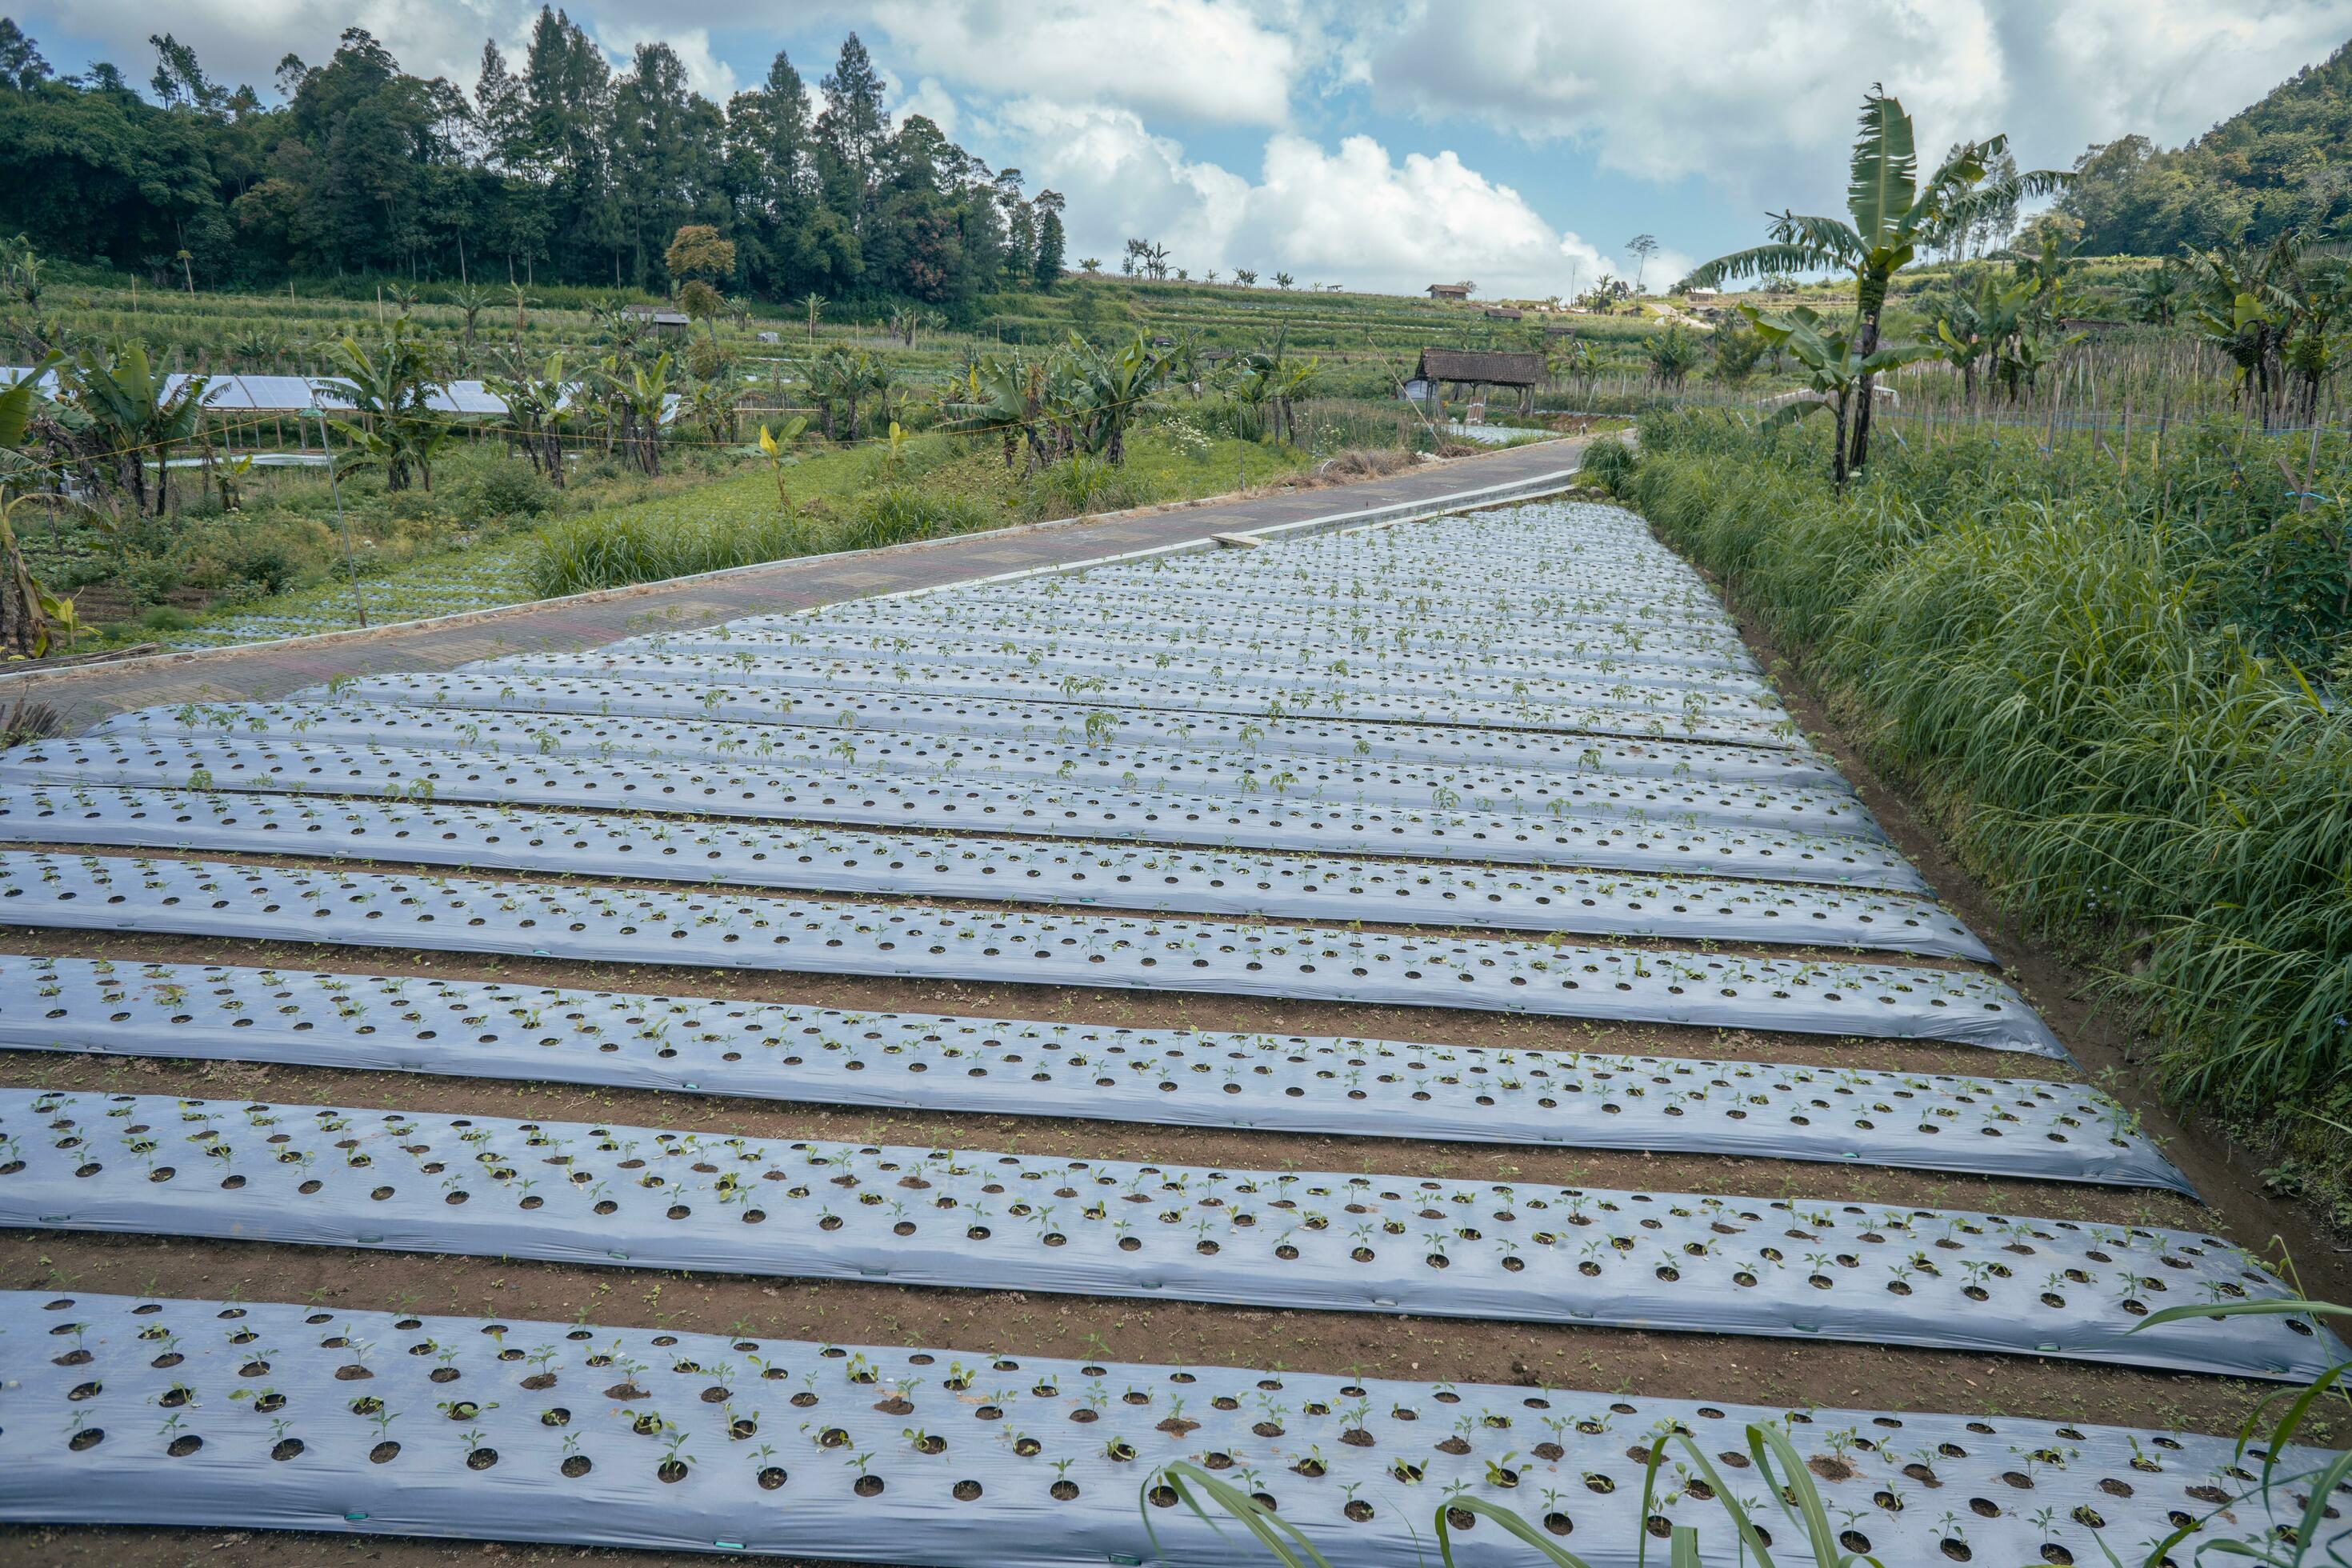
2059, 38, 2352, 252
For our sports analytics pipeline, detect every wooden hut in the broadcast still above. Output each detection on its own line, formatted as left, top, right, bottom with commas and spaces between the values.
1410, 348, 1546, 413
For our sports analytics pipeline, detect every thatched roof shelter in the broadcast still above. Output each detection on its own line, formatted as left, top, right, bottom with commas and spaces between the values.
1412, 349, 1545, 388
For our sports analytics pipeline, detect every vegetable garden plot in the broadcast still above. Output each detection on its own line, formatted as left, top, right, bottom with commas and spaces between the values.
755, 605, 1763, 677
0, 783, 1967, 952
9, 1294, 2333, 1568
0, 954, 2174, 1186
623, 629, 1775, 702
0, 853, 2066, 1051
90, 703, 1878, 838
480, 651, 1802, 748
0, 737, 1922, 895
800, 585, 1746, 644
890, 581, 1751, 641
316, 674, 1851, 786
0, 1090, 2307, 1374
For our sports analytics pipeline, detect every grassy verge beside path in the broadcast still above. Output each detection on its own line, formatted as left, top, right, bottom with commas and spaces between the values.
1606, 410, 2352, 1218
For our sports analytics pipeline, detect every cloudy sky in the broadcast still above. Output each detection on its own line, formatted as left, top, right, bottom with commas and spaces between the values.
19, 0, 2352, 296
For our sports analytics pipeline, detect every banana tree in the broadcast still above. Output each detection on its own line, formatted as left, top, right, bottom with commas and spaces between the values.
314, 319, 452, 492
1742, 304, 1940, 490
449, 284, 495, 358
1930, 272, 2034, 404
942, 354, 1045, 470
62, 343, 211, 515
755, 417, 809, 510
2183, 238, 2300, 424
1230, 324, 1315, 445
1066, 334, 1170, 464
602, 352, 673, 477
482, 350, 570, 487
0, 355, 84, 657
1684, 88, 2066, 474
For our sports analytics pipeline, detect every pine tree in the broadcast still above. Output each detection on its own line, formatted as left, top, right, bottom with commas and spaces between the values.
1034, 192, 1066, 289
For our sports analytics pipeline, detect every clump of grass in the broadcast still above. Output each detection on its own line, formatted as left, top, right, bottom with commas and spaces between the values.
1626, 407, 2352, 1206
529, 483, 1005, 596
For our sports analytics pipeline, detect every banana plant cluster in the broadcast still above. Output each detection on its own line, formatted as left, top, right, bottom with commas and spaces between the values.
2180, 232, 2352, 426
942, 333, 1178, 470
1685, 87, 2070, 480
1738, 304, 1939, 491
0, 352, 88, 656
1926, 269, 2082, 406
316, 318, 453, 493
806, 346, 894, 442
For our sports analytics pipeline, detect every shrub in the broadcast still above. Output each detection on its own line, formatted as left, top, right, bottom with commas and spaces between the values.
470, 461, 555, 518
839, 485, 998, 549
1578, 437, 1638, 496
1032, 455, 1144, 518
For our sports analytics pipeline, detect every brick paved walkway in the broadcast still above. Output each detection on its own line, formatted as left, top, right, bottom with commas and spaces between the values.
2, 439, 1588, 734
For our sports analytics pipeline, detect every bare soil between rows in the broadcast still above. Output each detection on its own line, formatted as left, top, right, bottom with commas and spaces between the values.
6, 494, 2350, 1568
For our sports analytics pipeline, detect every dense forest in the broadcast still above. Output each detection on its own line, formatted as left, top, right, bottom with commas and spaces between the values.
2058, 38, 2352, 254
0, 12, 1067, 310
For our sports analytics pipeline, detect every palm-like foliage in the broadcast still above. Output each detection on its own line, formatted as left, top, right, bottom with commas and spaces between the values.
1063, 333, 1170, 463
1742, 302, 1939, 489
1930, 271, 2036, 402
448, 283, 494, 351
314, 319, 450, 492
2125, 262, 2185, 326
482, 350, 570, 486
941, 353, 1045, 470
1683, 87, 2067, 474
0, 352, 81, 656
1645, 323, 1702, 390
64, 342, 212, 514
1228, 324, 1316, 445
808, 346, 890, 442
599, 351, 673, 476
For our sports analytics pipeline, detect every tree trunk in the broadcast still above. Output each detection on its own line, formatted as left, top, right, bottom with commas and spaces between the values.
1847, 274, 1886, 475
0, 517, 48, 658
1830, 392, 1852, 492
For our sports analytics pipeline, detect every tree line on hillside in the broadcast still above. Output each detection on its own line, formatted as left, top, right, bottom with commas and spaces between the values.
0, 15, 1067, 310
2055, 38, 2352, 254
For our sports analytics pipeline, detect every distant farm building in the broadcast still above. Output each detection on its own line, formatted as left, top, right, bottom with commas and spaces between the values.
1483, 306, 1523, 321
1410, 348, 1546, 412
1426, 282, 1474, 301
621, 304, 691, 335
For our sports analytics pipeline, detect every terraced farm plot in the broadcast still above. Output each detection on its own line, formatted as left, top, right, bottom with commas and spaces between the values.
0, 494, 2341, 1568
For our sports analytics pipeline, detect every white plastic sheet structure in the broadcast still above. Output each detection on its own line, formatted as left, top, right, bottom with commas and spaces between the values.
0, 736, 1925, 890
0, 852, 2067, 1052
89, 701, 1878, 838
0, 1091, 2310, 1374
476, 649, 1804, 747
7, 1290, 2338, 1568
0, 784, 1977, 956
0, 954, 2182, 1188
320, 671, 1856, 786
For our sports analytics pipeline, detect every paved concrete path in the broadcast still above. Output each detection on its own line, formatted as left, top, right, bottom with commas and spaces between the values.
2, 438, 1588, 734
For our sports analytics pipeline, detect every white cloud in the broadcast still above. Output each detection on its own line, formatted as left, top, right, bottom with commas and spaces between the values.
992, 102, 1636, 298
862, 0, 1298, 127
1363, 0, 2352, 211
594, 23, 738, 101
22, 0, 523, 89
894, 76, 962, 142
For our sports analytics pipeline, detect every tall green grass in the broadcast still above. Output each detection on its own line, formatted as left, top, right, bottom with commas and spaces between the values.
1625, 410, 2352, 1207
529, 485, 999, 596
